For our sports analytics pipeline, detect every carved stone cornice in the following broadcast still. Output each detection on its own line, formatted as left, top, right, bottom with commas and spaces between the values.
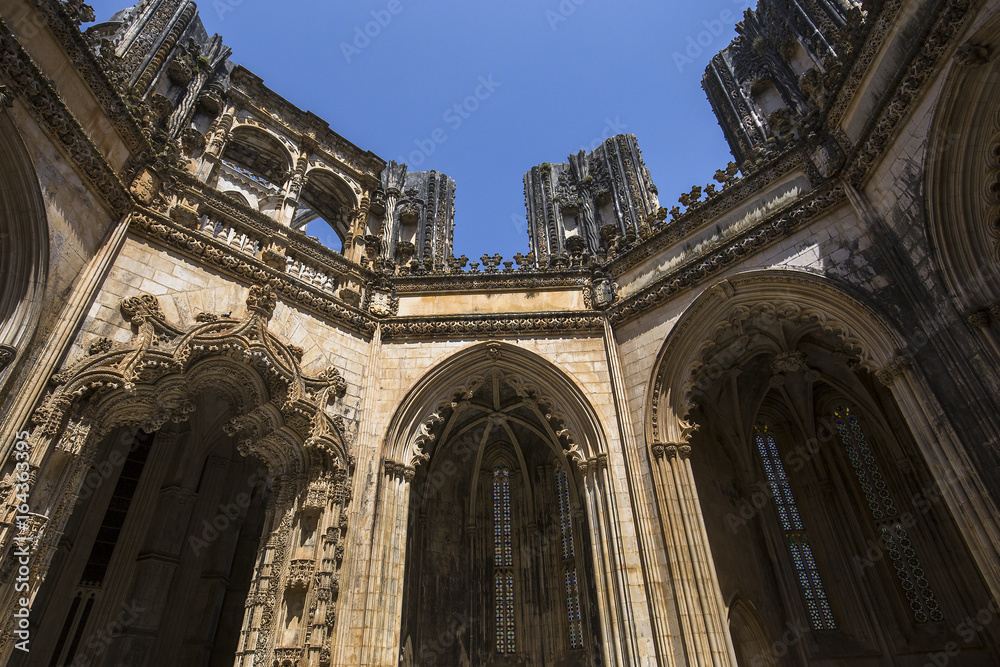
826, 0, 905, 128
380, 312, 606, 340
228, 66, 385, 187
129, 211, 376, 335
391, 270, 588, 293
173, 172, 370, 279
610, 184, 846, 325
22, 0, 149, 155
844, 0, 978, 187
33, 290, 352, 474
603, 148, 812, 277
0, 18, 131, 215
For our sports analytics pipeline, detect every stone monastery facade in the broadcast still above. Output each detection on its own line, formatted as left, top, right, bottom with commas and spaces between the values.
1, 0, 1000, 665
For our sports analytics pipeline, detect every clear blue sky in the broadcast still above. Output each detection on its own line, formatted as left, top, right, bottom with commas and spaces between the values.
86, 0, 753, 261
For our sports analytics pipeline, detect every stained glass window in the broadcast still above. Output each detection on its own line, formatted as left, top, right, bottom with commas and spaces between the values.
494, 464, 515, 653
755, 426, 837, 630
834, 408, 943, 623
557, 466, 583, 649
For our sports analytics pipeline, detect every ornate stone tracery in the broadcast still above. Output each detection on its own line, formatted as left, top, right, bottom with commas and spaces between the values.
0, 285, 353, 665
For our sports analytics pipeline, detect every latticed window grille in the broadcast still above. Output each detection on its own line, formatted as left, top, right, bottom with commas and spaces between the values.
755, 426, 837, 630
834, 408, 943, 623
557, 466, 583, 649
494, 464, 515, 653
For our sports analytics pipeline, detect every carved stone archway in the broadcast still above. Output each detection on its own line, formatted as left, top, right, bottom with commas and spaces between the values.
0, 105, 48, 379
0, 285, 353, 667
645, 270, 1000, 659
351, 342, 650, 667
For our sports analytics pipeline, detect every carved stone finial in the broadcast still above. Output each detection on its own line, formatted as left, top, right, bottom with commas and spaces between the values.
967, 310, 991, 329
955, 42, 990, 67
486, 343, 502, 362
317, 366, 348, 396
121, 294, 164, 326
988, 302, 1000, 322
246, 285, 277, 319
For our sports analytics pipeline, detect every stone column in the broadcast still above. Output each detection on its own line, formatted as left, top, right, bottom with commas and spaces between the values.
602, 319, 674, 661
197, 103, 236, 181
967, 308, 1000, 362
358, 460, 413, 667
877, 354, 1000, 604
380, 188, 400, 262
578, 452, 651, 667
650, 443, 737, 667
331, 325, 382, 666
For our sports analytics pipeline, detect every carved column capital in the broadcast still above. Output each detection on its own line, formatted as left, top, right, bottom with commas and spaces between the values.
989, 302, 1000, 322
967, 309, 991, 329
651, 443, 666, 460
665, 443, 692, 460
383, 459, 414, 483
875, 351, 913, 387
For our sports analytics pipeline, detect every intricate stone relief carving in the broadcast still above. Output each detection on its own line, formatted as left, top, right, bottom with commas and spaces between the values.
0, 345, 15, 372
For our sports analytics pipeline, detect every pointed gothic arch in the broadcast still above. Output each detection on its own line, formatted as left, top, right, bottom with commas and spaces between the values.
0, 110, 48, 379
360, 341, 641, 667
0, 285, 352, 666
645, 269, 1000, 664
926, 9, 1000, 314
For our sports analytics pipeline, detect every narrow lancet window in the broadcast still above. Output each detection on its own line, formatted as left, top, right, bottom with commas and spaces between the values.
755, 426, 837, 630
494, 464, 515, 653
557, 466, 583, 649
834, 408, 943, 623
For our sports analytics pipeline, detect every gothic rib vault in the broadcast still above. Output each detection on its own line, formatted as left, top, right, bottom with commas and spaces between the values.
2, 0, 1000, 665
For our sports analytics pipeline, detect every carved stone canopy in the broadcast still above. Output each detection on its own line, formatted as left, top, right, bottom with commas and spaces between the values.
32, 286, 352, 477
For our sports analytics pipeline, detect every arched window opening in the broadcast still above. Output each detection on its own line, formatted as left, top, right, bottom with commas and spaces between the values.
754, 425, 836, 631
295, 170, 353, 253
399, 361, 600, 666
493, 463, 515, 654
833, 408, 943, 623
220, 126, 291, 187
556, 466, 583, 650
752, 80, 785, 117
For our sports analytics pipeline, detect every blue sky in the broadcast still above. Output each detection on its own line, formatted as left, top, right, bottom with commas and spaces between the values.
87, 0, 754, 261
